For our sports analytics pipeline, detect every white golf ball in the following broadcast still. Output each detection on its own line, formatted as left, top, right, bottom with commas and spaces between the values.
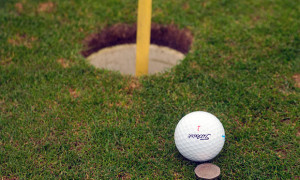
174, 111, 225, 162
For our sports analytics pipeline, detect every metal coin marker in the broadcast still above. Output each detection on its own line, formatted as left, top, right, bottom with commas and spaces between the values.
194, 163, 220, 179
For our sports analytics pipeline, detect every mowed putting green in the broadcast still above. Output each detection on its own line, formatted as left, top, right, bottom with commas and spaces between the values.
0, 0, 299, 179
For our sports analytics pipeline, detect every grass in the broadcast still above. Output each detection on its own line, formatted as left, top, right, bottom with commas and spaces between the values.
0, 0, 299, 179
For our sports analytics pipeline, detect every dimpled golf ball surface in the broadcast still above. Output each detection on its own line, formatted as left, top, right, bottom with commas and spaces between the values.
174, 111, 225, 162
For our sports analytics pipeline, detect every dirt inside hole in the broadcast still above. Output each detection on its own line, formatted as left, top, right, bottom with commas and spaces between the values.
81, 23, 193, 75
82, 23, 193, 57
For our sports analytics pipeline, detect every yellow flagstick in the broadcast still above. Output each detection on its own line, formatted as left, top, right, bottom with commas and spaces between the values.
136, 0, 152, 76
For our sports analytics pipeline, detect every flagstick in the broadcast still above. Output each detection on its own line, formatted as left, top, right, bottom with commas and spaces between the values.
135, 0, 152, 76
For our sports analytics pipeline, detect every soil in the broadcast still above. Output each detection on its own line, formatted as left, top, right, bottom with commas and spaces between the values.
81, 23, 193, 57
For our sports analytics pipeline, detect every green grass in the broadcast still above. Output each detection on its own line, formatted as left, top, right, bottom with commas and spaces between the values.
0, 0, 299, 179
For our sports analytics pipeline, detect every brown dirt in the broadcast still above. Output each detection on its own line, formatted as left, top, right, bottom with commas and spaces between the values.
1, 177, 19, 180
7, 33, 37, 48
68, 88, 79, 98
292, 74, 300, 88
57, 58, 69, 68
182, 3, 190, 10
81, 23, 193, 57
38, 2, 55, 13
275, 149, 287, 159
117, 172, 131, 180
124, 77, 142, 95
15, 3, 23, 14
0, 57, 13, 66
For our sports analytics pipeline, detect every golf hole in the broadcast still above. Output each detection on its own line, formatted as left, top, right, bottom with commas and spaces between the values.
81, 24, 193, 75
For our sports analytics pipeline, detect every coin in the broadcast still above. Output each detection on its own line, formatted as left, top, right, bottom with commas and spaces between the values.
194, 163, 220, 179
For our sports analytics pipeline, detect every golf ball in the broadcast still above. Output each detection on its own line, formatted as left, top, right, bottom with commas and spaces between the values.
174, 111, 225, 162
